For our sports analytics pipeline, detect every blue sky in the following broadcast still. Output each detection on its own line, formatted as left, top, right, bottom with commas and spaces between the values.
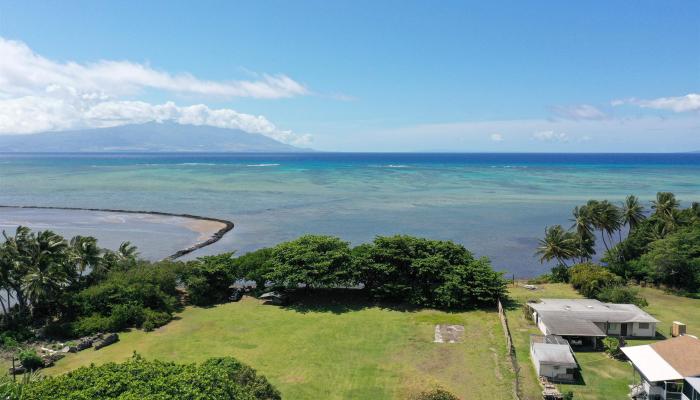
0, 1, 698, 151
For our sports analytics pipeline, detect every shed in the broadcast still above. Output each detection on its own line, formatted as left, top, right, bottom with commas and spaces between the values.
530, 335, 578, 382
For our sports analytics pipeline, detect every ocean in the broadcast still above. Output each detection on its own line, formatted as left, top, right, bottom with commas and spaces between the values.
1, 152, 699, 277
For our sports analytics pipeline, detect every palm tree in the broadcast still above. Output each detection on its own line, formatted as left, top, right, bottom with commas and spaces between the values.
651, 192, 680, 220
570, 205, 595, 262
117, 241, 139, 260
535, 225, 577, 267
20, 230, 69, 317
70, 235, 101, 279
621, 195, 645, 236
588, 200, 622, 251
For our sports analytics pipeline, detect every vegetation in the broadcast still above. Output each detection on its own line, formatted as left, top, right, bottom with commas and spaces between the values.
412, 388, 459, 400
6, 354, 280, 400
602, 337, 623, 359
18, 348, 43, 371
536, 192, 700, 297
180, 253, 237, 306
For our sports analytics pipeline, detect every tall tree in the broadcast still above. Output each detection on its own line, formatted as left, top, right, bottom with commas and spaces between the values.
536, 225, 577, 267
621, 195, 646, 235
570, 205, 595, 262
70, 235, 101, 280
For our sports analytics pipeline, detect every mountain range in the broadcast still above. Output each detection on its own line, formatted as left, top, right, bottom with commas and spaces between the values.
0, 123, 307, 152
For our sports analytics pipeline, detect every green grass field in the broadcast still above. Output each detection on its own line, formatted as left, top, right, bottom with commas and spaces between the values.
506, 283, 700, 400
48, 293, 514, 400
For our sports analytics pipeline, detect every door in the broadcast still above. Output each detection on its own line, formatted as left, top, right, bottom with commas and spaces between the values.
621, 323, 628, 336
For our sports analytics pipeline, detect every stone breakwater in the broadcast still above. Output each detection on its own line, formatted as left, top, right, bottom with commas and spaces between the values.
0, 205, 234, 260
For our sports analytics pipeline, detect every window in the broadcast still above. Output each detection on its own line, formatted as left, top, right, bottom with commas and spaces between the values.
639, 323, 650, 329
608, 323, 618, 330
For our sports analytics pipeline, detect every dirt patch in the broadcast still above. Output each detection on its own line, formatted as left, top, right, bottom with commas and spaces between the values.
434, 325, 465, 343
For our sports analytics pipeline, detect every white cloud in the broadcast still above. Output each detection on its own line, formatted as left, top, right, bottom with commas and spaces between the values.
0, 37, 312, 145
533, 130, 569, 142
612, 93, 700, 113
550, 104, 607, 120
0, 37, 308, 99
490, 133, 503, 142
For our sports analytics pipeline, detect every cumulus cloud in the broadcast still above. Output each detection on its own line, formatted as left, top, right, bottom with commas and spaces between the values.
612, 93, 700, 113
0, 37, 311, 145
533, 130, 569, 142
550, 104, 607, 120
490, 133, 504, 142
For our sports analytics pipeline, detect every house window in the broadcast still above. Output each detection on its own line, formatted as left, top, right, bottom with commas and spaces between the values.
608, 323, 618, 330
639, 323, 650, 329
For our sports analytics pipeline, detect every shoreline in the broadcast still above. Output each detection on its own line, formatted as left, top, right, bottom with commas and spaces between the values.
0, 205, 234, 260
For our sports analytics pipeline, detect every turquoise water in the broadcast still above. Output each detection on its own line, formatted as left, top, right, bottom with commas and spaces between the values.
1, 153, 699, 277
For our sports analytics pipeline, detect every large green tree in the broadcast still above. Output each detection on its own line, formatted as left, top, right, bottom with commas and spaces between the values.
267, 235, 353, 289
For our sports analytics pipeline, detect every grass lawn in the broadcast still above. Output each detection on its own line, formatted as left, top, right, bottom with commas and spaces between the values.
48, 293, 515, 400
506, 283, 700, 400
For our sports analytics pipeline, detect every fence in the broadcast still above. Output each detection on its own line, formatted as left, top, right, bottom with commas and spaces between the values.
498, 299, 522, 400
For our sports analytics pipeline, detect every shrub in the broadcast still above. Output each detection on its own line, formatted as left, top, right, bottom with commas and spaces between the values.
18, 349, 43, 371
570, 263, 622, 298
563, 391, 574, 400
550, 265, 570, 283
602, 336, 623, 359
21, 354, 279, 399
72, 314, 113, 336
413, 388, 459, 400
596, 285, 648, 307
109, 302, 145, 330
141, 308, 171, 332
201, 357, 281, 399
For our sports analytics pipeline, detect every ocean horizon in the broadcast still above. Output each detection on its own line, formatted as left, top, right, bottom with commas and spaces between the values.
2, 152, 699, 278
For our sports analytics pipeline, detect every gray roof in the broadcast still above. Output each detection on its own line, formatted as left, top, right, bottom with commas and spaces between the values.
531, 342, 577, 367
686, 377, 700, 392
539, 314, 607, 336
530, 299, 659, 332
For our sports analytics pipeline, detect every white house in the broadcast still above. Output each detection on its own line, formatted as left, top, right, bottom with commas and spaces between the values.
622, 335, 700, 400
529, 334, 578, 382
528, 299, 658, 346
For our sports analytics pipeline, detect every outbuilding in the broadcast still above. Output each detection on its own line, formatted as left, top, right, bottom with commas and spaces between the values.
530, 334, 578, 382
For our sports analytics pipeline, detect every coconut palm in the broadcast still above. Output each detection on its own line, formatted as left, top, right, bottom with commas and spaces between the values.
117, 241, 139, 260
535, 225, 577, 267
70, 235, 101, 279
621, 195, 645, 233
570, 205, 595, 262
587, 200, 622, 251
19, 230, 70, 316
651, 192, 680, 220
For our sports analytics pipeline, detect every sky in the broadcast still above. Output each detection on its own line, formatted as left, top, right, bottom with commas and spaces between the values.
0, 1, 698, 152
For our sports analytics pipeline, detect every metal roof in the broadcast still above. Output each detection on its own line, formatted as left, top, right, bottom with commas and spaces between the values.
538, 313, 607, 336
531, 343, 577, 367
686, 377, 700, 392
621, 344, 683, 382
529, 299, 659, 335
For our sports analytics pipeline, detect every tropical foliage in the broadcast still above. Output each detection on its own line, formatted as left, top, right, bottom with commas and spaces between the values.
6, 354, 280, 400
536, 192, 700, 293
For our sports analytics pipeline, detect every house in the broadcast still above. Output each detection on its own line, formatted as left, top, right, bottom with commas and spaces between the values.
530, 334, 578, 382
621, 335, 700, 400
528, 299, 658, 347
683, 377, 700, 400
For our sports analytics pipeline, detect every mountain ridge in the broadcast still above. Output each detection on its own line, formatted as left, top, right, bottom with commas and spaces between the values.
0, 123, 310, 152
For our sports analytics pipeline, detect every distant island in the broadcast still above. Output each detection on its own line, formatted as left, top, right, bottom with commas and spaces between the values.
0, 122, 310, 152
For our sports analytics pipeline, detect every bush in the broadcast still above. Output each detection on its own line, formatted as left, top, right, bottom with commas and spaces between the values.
20, 354, 279, 399
201, 357, 281, 399
18, 349, 43, 371
141, 308, 171, 331
109, 302, 145, 330
602, 336, 623, 359
72, 314, 113, 336
570, 263, 622, 298
563, 391, 574, 400
550, 265, 570, 283
413, 388, 459, 400
596, 285, 648, 307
